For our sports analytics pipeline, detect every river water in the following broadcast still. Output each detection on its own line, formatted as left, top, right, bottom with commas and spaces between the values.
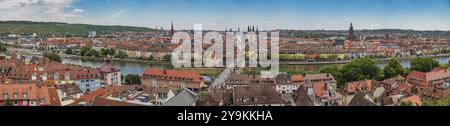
62, 56, 450, 75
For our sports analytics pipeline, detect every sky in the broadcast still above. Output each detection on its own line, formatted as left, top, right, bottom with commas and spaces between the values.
0, 0, 449, 30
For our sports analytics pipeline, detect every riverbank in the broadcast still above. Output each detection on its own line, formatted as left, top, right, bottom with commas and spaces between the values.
64, 53, 450, 66
12, 46, 450, 66
280, 53, 450, 65
62, 54, 173, 65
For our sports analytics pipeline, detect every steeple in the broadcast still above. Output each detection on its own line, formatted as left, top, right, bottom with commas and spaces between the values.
348, 23, 355, 40
170, 21, 175, 36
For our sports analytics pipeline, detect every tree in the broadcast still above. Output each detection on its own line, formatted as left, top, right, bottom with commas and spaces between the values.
43, 52, 62, 63
65, 48, 73, 54
384, 58, 404, 79
80, 46, 92, 56
411, 57, 439, 72
100, 48, 108, 56
340, 58, 382, 83
124, 74, 141, 85
198, 91, 208, 100
0, 44, 7, 53
383, 66, 397, 79
320, 66, 344, 88
147, 55, 154, 61
175, 88, 183, 94
109, 48, 116, 56
399, 101, 413, 106
423, 93, 450, 106
3, 98, 13, 106
115, 50, 128, 59
163, 54, 172, 61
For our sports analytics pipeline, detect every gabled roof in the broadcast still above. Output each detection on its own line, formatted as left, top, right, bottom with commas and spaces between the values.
401, 95, 422, 106
48, 87, 61, 106
232, 86, 282, 106
165, 88, 198, 106
68, 87, 109, 106
99, 64, 120, 73
91, 97, 142, 106
372, 87, 386, 99
295, 87, 314, 106
348, 92, 377, 106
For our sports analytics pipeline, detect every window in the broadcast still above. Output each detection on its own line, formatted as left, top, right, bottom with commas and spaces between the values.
86, 84, 90, 87
39, 98, 45, 104
3, 93, 7, 99
22, 93, 28, 99
23, 100, 28, 106
13, 93, 18, 99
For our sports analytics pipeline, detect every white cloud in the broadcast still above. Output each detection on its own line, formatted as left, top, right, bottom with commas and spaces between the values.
108, 10, 126, 19
0, 0, 83, 22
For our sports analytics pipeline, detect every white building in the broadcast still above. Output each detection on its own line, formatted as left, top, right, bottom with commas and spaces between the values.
88, 31, 97, 38
99, 64, 121, 86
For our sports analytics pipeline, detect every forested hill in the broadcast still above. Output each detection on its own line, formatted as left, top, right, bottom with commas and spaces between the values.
0, 21, 155, 37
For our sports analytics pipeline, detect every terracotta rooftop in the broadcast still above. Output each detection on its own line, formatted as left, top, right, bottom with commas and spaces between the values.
143, 69, 203, 83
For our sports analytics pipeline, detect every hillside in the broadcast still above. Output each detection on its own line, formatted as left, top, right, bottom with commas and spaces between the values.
0, 21, 155, 37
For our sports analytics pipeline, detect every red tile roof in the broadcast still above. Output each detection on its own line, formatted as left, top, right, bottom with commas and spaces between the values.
0, 83, 55, 106
313, 82, 327, 97
143, 69, 202, 83
402, 95, 422, 106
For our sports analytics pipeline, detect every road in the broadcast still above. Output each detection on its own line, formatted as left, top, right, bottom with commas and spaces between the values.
208, 67, 234, 92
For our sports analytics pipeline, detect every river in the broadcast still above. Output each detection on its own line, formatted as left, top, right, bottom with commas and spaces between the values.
62, 56, 450, 75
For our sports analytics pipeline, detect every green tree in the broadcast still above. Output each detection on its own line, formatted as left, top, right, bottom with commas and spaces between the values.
43, 52, 62, 63
0, 44, 7, 53
340, 58, 382, 83
100, 48, 108, 56
3, 98, 13, 106
423, 93, 450, 106
399, 101, 413, 106
109, 48, 116, 56
320, 66, 344, 88
411, 57, 439, 72
384, 58, 404, 79
148, 55, 154, 61
80, 46, 92, 56
115, 50, 128, 59
198, 91, 208, 100
175, 88, 183, 94
65, 47, 73, 54
163, 54, 172, 61
124, 74, 141, 85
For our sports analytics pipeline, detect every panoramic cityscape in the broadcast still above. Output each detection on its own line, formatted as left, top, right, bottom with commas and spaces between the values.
1, 0, 450, 107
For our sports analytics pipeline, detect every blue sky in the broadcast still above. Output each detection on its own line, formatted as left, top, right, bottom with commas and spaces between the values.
1, 0, 450, 30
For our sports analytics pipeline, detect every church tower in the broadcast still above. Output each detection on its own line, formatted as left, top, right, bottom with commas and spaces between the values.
348, 23, 355, 40
170, 21, 175, 37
